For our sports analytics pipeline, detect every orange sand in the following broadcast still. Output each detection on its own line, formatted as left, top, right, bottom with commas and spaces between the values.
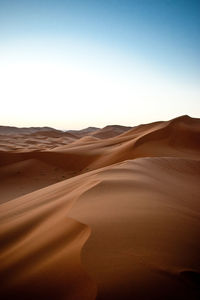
0, 115, 200, 299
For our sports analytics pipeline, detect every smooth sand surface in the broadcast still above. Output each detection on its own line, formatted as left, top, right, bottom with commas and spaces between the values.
0, 115, 200, 299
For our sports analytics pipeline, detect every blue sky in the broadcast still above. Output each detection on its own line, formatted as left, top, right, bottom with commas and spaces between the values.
0, 0, 199, 129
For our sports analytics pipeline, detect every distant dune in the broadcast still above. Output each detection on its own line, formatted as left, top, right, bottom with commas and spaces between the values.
67, 127, 100, 138
91, 125, 132, 139
67, 125, 131, 139
0, 115, 200, 300
0, 125, 57, 135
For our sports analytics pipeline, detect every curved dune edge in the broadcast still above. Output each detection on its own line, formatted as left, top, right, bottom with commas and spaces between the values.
0, 116, 200, 299
0, 177, 99, 300
0, 156, 200, 299
1, 115, 200, 206
69, 157, 200, 300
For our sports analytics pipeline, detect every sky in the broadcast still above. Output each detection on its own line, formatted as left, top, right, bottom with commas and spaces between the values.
0, 0, 200, 129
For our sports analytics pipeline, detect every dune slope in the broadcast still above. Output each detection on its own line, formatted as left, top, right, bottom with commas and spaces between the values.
70, 157, 200, 300
0, 157, 200, 299
0, 115, 200, 299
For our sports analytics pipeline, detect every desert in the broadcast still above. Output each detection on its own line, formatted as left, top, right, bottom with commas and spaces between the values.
0, 115, 200, 299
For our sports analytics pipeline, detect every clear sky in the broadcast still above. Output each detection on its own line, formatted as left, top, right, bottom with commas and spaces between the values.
0, 0, 199, 129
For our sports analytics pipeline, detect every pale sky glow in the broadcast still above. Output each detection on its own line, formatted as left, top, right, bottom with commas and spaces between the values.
0, 0, 200, 129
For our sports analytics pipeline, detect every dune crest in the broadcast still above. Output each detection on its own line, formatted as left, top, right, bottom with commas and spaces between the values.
0, 115, 200, 299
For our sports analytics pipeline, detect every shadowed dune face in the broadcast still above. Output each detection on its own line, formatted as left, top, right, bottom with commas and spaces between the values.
0, 158, 73, 204
0, 176, 99, 300
69, 158, 200, 300
91, 125, 132, 139
0, 115, 200, 299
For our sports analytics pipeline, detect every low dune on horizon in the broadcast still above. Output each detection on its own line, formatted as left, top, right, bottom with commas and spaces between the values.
0, 115, 200, 299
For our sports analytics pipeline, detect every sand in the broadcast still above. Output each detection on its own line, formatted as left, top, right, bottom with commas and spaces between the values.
0, 115, 200, 299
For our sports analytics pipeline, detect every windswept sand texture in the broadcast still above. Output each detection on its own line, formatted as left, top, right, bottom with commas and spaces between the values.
0, 115, 200, 299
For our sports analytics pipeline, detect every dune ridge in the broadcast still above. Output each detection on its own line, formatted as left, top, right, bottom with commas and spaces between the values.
0, 115, 200, 299
0, 172, 99, 299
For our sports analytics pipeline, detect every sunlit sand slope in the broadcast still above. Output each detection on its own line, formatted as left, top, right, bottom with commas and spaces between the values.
0, 115, 200, 299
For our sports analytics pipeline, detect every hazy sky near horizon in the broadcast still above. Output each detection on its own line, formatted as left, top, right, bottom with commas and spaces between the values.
0, 0, 200, 129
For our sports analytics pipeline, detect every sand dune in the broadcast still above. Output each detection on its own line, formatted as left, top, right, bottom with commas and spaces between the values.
67, 127, 100, 138
67, 125, 131, 139
0, 126, 77, 151
0, 126, 57, 135
70, 157, 200, 300
91, 125, 132, 139
0, 115, 200, 299
0, 158, 72, 204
